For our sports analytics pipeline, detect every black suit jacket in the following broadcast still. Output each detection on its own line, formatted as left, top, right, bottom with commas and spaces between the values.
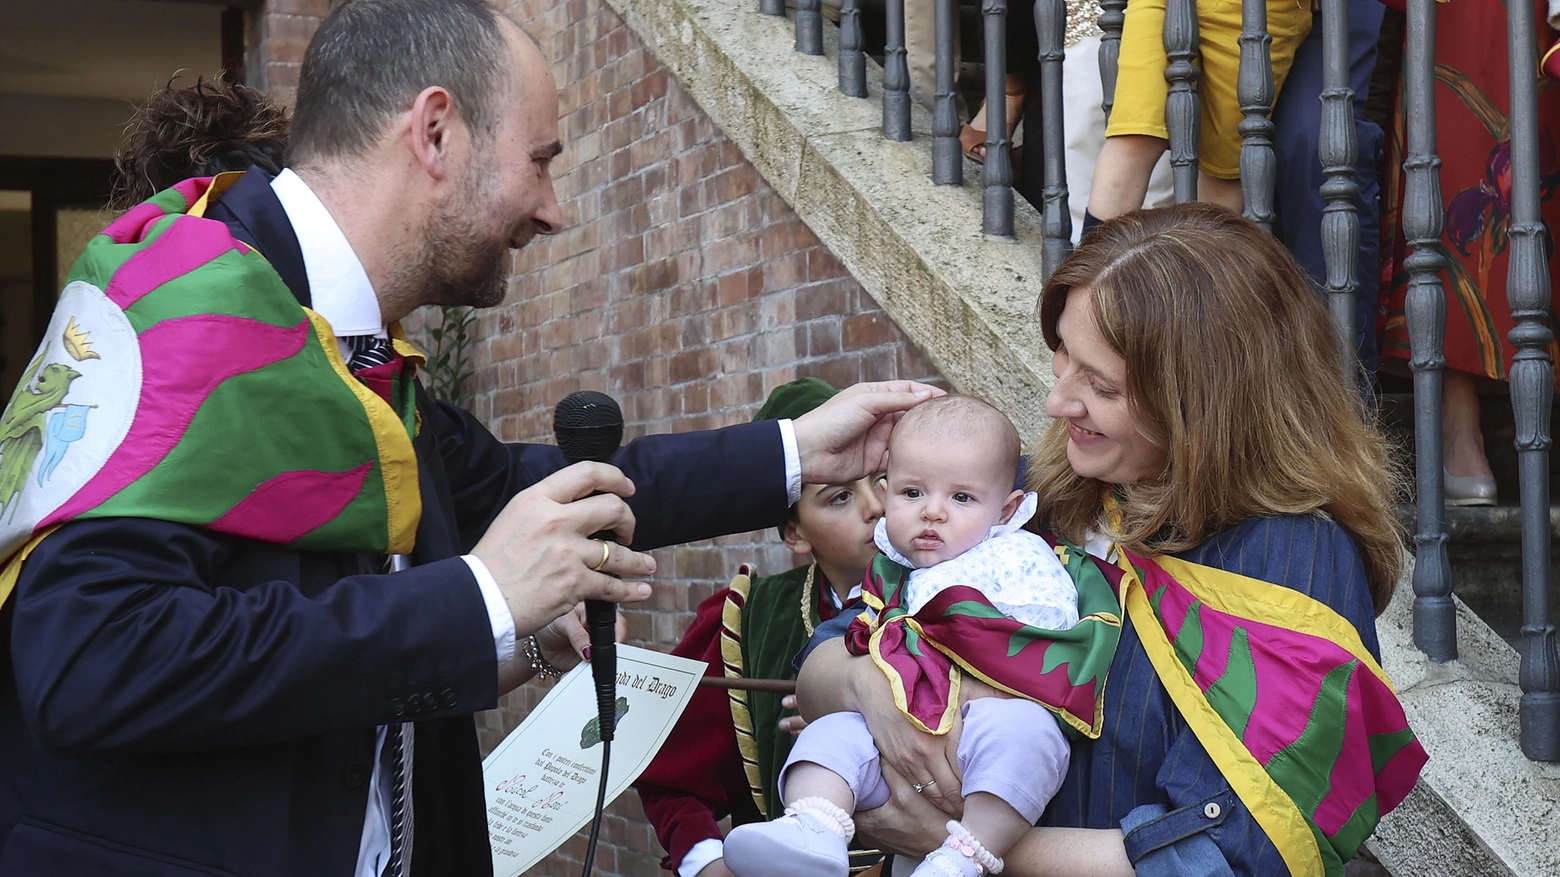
0, 169, 787, 876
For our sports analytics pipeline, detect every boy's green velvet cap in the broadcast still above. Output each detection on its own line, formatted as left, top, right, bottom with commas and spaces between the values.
753, 377, 837, 423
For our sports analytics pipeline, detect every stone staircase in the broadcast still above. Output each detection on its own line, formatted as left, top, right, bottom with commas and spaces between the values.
599, 0, 1560, 872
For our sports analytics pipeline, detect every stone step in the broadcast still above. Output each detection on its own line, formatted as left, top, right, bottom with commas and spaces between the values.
1395, 504, 1560, 647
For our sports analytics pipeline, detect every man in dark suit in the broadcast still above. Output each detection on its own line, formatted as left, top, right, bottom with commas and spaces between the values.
0, 1, 936, 874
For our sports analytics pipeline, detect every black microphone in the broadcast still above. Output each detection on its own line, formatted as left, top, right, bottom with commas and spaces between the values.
553, 391, 626, 745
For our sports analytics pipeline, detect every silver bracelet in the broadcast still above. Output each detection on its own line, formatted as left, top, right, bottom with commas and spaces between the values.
522, 635, 564, 680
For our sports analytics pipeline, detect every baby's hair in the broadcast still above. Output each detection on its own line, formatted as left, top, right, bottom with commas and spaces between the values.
891, 395, 1022, 486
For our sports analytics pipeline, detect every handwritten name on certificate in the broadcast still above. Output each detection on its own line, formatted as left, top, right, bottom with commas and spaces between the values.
482, 645, 704, 876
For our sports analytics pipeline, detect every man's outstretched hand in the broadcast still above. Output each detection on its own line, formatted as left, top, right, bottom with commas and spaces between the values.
792, 381, 945, 484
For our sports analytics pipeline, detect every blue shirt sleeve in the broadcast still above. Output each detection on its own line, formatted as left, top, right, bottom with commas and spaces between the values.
791, 605, 866, 673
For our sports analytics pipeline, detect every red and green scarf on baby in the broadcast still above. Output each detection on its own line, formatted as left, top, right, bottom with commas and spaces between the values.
843, 539, 1123, 738
0, 173, 425, 603
846, 528, 1425, 876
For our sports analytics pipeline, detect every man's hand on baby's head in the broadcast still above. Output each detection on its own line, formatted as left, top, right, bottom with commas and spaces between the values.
792, 381, 944, 485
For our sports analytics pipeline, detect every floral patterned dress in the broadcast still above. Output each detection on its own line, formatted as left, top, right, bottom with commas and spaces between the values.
1380, 0, 1560, 382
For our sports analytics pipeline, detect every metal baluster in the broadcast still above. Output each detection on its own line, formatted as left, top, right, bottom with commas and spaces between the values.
1505, 0, 1560, 762
797, 0, 823, 55
1098, 0, 1126, 120
1236, 0, 1275, 230
1163, 0, 1200, 201
1403, 0, 1454, 662
884, 0, 913, 141
1318, 0, 1359, 372
760, 0, 783, 16
983, 0, 1015, 235
1037, 0, 1072, 274
841, 0, 868, 97
933, 0, 963, 184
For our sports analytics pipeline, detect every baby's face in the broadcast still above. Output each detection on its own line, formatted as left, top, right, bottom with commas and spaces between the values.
884, 431, 1019, 568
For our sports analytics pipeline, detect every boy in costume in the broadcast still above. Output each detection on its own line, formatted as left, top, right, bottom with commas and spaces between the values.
635, 378, 886, 877
724, 396, 1118, 877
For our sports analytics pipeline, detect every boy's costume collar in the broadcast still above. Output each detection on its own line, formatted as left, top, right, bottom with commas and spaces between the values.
872, 491, 1039, 569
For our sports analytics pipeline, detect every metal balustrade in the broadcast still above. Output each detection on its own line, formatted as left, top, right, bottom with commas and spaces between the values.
981, 0, 1015, 236
758, 0, 1560, 761
1504, 0, 1560, 762
1402, 0, 1455, 673
840, 0, 868, 97
1237, 0, 1276, 231
1036, 0, 1070, 271
1316, 0, 1359, 369
932, 0, 962, 185
1163, 0, 1200, 203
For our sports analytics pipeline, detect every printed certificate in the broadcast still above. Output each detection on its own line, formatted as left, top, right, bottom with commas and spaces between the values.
482, 645, 705, 876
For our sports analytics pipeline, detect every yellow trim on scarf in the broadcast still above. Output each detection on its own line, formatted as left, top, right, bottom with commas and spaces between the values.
186, 171, 245, 218
387, 322, 427, 366
720, 569, 767, 817
1115, 554, 1325, 877
0, 526, 58, 612
1151, 553, 1397, 691
304, 309, 421, 555
866, 621, 962, 735
386, 321, 426, 437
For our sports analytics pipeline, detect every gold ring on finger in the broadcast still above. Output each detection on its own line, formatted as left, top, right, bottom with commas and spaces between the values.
591, 539, 612, 572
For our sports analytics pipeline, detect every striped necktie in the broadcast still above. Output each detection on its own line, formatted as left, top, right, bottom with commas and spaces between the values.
348, 334, 411, 874
347, 334, 396, 372
384, 723, 414, 877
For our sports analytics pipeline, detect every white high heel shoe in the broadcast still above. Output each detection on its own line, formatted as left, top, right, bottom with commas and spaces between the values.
1444, 469, 1497, 506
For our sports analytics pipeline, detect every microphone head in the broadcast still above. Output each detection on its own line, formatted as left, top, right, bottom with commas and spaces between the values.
554, 391, 625, 465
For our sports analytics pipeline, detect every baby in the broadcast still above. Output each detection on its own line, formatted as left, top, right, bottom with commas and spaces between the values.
724, 396, 1086, 877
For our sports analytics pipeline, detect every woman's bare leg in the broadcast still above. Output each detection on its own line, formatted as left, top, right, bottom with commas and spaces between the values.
1443, 369, 1492, 478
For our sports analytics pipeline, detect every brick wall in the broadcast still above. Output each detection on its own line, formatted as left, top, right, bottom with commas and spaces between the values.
257, 0, 945, 874
248, 0, 331, 107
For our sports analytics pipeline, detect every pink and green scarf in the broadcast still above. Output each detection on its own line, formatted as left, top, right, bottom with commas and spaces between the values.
1115, 547, 1426, 875
0, 174, 424, 604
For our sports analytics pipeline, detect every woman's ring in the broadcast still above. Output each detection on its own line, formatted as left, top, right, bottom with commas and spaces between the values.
591, 539, 612, 572
912, 780, 937, 794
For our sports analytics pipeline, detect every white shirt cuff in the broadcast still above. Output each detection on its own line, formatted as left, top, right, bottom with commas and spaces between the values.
463, 555, 517, 666
778, 418, 802, 506
678, 838, 725, 877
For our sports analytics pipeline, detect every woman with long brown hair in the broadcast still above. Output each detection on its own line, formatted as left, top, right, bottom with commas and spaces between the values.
796, 203, 1420, 876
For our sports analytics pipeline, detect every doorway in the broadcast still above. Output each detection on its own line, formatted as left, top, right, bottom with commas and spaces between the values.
0, 0, 237, 389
